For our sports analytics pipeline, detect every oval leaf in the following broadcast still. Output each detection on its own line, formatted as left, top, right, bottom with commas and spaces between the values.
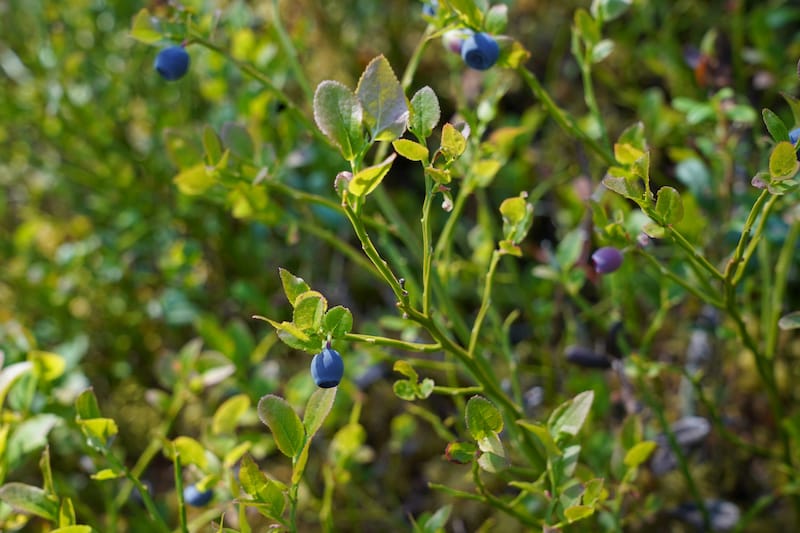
212, 394, 251, 435
392, 139, 429, 162
409, 86, 440, 139
313, 80, 364, 160
769, 141, 800, 180
654, 186, 684, 225
349, 153, 396, 197
257, 395, 306, 459
465, 396, 503, 440
355, 55, 408, 142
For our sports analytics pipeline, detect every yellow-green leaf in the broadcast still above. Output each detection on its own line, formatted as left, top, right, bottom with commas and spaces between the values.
212, 394, 251, 435
349, 153, 396, 197
130, 9, 161, 44
174, 164, 216, 195
392, 139, 429, 161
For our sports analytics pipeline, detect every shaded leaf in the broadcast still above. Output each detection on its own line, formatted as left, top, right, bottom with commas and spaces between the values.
0, 483, 58, 521
465, 396, 503, 440
313, 81, 364, 160
654, 186, 684, 224
257, 395, 305, 459
356, 55, 408, 142
408, 86, 440, 140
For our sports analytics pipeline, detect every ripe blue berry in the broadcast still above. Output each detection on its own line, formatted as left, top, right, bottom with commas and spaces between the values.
183, 484, 213, 507
790, 127, 800, 160
422, 0, 438, 17
461, 32, 500, 71
591, 246, 624, 274
311, 347, 344, 388
154, 46, 190, 81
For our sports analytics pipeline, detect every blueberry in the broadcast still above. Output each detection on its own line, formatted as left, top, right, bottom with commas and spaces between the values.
154, 45, 190, 81
183, 484, 213, 507
461, 32, 500, 71
790, 127, 800, 160
422, 0, 438, 16
591, 246, 624, 274
310, 347, 344, 388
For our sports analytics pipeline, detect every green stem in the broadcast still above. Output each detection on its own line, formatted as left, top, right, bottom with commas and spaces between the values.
766, 218, 800, 359
724, 189, 769, 282
636, 249, 724, 308
579, 52, 610, 151
432, 385, 484, 396
421, 174, 435, 316
665, 225, 725, 281
343, 332, 440, 352
173, 453, 189, 533
731, 194, 779, 286
516, 66, 616, 166
468, 250, 502, 357
105, 453, 170, 533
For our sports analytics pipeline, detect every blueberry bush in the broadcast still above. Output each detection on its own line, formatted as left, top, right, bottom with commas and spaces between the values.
2, 0, 800, 531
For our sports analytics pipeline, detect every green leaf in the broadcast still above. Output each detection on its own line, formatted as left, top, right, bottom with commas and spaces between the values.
52, 527, 92, 533
220, 122, 255, 160
349, 153, 396, 197
780, 92, 800, 127
313, 80, 364, 160
484, 5, 508, 34
555, 228, 585, 270
447, 0, 484, 27
477, 451, 508, 473
303, 387, 337, 437
583, 478, 605, 505
602, 172, 644, 203
654, 186, 684, 225
202, 125, 223, 164
779, 311, 800, 330
465, 396, 503, 440
0, 483, 59, 521
130, 9, 161, 44
425, 166, 451, 185
278, 268, 310, 307
614, 143, 644, 165
295, 388, 337, 482
212, 394, 251, 435
500, 196, 534, 245
78, 418, 118, 449
408, 86, 440, 140
574, 9, 600, 46
763, 108, 790, 142
172, 436, 208, 470
27, 350, 65, 381
238, 455, 286, 518
591, 0, 632, 21
174, 164, 215, 196
323, 306, 353, 337
91, 468, 123, 481
444, 441, 477, 464
292, 291, 327, 331
58, 496, 76, 526
421, 504, 452, 533
355, 55, 408, 142
393, 360, 419, 381
7, 415, 59, 471
769, 141, 800, 180
257, 395, 306, 459
0, 361, 32, 410
548, 390, 594, 438
440, 123, 466, 161
40, 446, 54, 495
393, 139, 429, 162
393, 380, 417, 401
591, 39, 615, 63
518, 420, 561, 458
623, 440, 657, 469
418, 378, 434, 399
75, 388, 101, 420
565, 505, 595, 523
496, 37, 532, 69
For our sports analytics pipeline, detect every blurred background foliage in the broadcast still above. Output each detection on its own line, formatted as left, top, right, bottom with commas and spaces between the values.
2, 0, 800, 531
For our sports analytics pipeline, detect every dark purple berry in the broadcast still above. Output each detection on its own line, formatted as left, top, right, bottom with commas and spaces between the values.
591, 246, 624, 274
565, 345, 612, 369
154, 45, 190, 81
183, 484, 213, 507
311, 348, 344, 388
461, 32, 500, 71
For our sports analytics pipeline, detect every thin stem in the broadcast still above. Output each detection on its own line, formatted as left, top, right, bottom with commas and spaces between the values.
579, 51, 610, 151
173, 453, 189, 533
468, 250, 502, 357
665, 225, 725, 281
516, 66, 616, 166
766, 218, 800, 359
343, 332, 441, 352
723, 189, 769, 282
636, 249, 724, 308
732, 194, 780, 286
432, 385, 484, 396
421, 174, 435, 316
